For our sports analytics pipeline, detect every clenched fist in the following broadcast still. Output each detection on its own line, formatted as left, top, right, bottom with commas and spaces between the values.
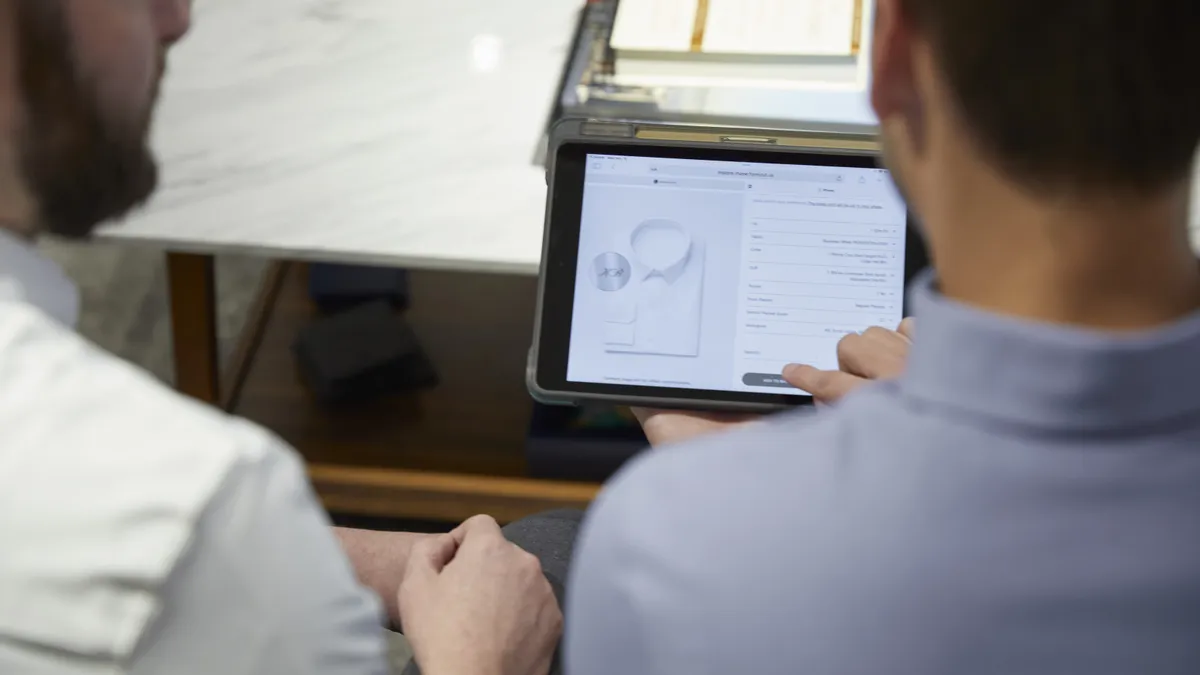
399, 515, 562, 675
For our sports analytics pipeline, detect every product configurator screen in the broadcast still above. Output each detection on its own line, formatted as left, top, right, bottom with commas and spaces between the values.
566, 153, 908, 395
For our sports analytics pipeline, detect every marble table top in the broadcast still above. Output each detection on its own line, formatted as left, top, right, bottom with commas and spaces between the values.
103, 0, 582, 274
101, 0, 1200, 272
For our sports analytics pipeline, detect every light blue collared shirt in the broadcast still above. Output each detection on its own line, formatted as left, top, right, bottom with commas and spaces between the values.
567, 274, 1200, 675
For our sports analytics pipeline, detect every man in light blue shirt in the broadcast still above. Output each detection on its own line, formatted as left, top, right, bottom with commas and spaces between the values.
567, 0, 1200, 673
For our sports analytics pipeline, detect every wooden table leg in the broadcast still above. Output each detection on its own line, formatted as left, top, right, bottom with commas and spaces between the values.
167, 252, 220, 404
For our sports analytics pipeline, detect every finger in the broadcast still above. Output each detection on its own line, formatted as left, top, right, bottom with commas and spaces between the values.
783, 364, 866, 403
897, 317, 916, 341
449, 521, 468, 545
452, 514, 506, 553
455, 514, 503, 538
406, 533, 459, 580
836, 330, 909, 379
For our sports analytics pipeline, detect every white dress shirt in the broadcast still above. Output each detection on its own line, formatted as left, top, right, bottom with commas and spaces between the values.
0, 230, 388, 675
601, 219, 705, 357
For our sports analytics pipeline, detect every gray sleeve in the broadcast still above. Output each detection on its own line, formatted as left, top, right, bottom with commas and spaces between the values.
564, 486, 650, 675
130, 442, 389, 675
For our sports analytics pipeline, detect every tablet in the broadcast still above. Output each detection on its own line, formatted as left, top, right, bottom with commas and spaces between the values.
530, 121, 928, 412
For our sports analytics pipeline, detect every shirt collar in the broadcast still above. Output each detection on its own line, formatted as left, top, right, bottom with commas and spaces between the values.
0, 229, 80, 328
630, 219, 692, 284
901, 270, 1200, 431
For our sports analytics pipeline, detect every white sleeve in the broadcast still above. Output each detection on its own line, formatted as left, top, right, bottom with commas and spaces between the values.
129, 436, 390, 675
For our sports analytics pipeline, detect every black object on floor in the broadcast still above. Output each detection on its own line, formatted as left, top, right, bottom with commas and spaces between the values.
293, 300, 437, 404
308, 263, 410, 313
526, 403, 647, 483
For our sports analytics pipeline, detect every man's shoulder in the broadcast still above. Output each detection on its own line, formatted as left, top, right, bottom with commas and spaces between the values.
0, 301, 293, 524
0, 301, 282, 468
617, 385, 908, 503
572, 386, 954, 664
585, 385, 915, 564
0, 302, 302, 665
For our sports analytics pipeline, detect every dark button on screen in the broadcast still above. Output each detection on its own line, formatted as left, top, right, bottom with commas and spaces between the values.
742, 373, 794, 389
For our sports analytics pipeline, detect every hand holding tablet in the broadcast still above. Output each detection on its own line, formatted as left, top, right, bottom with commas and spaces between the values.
530, 121, 929, 412
633, 316, 914, 445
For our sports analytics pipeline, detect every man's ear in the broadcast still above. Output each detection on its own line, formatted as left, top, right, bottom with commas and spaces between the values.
870, 0, 918, 127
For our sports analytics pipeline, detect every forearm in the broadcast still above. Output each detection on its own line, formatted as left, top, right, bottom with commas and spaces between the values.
334, 527, 428, 629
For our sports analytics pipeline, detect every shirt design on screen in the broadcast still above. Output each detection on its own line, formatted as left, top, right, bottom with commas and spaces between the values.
592, 219, 705, 357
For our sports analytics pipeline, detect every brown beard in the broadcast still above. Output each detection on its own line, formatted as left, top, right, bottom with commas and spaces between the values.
15, 0, 160, 239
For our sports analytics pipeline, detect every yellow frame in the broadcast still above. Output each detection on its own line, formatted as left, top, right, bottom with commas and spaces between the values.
689, 0, 866, 55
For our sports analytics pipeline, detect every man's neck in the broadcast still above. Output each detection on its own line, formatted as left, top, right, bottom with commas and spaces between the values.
925, 173, 1200, 331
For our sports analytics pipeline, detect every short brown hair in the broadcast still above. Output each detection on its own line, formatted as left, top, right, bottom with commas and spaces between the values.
905, 0, 1199, 193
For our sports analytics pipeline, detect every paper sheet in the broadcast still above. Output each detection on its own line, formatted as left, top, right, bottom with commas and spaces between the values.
703, 0, 858, 56
610, 0, 698, 53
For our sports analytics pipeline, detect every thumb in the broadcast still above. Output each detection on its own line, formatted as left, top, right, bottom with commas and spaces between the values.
406, 533, 459, 581
451, 515, 506, 556
452, 514, 504, 542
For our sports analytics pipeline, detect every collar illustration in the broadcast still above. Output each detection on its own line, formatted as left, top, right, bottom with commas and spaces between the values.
630, 219, 692, 284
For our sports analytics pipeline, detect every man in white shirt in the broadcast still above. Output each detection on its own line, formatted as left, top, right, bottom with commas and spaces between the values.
0, 1, 563, 673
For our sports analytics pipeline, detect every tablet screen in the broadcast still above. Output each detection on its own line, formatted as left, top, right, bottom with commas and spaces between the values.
564, 152, 909, 396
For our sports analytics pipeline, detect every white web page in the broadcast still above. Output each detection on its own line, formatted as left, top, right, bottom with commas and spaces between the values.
566, 153, 908, 395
